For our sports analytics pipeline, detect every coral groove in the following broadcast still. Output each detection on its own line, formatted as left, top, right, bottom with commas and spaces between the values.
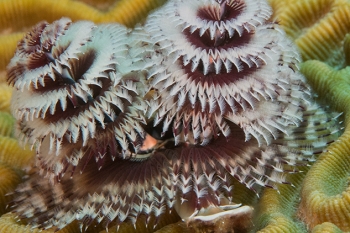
273, 0, 350, 68
299, 129, 350, 231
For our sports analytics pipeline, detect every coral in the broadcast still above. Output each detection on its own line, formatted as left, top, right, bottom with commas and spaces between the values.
344, 33, 350, 66
0, 83, 12, 113
99, 0, 168, 26
73, 0, 119, 11
254, 91, 343, 232
1, 0, 350, 233
254, 171, 308, 233
0, 112, 15, 137
0, 164, 22, 215
0, 34, 25, 73
0, 136, 34, 170
5, 1, 344, 233
0, 213, 81, 233
267, 0, 295, 18
297, 61, 350, 231
254, 37, 350, 233
271, 0, 350, 68
252, 1, 350, 232
312, 222, 344, 233
0, 207, 181, 233
300, 60, 350, 120
0, 137, 33, 217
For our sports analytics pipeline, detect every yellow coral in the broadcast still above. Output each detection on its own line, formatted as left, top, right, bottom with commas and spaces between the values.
300, 61, 350, 121
73, 0, 118, 11
0, 213, 82, 233
267, 0, 296, 20
298, 61, 350, 231
99, 0, 167, 26
0, 112, 15, 137
0, 210, 180, 233
255, 1, 350, 232
272, 0, 350, 67
2, 0, 350, 233
0, 0, 167, 30
0, 163, 22, 215
0, 34, 24, 72
312, 222, 344, 233
255, 172, 308, 233
0, 136, 34, 170
0, 83, 12, 113
343, 33, 350, 66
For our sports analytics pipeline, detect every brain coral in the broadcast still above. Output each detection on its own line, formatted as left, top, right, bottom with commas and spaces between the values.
0, 0, 349, 233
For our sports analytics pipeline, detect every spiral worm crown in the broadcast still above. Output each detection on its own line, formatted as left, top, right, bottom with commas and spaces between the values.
7, 18, 149, 178
145, 0, 311, 145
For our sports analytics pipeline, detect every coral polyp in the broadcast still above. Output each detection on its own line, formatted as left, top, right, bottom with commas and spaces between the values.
145, 0, 310, 146
4, 0, 344, 232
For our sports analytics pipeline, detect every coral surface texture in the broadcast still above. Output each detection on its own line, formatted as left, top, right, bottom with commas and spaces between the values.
0, 0, 350, 233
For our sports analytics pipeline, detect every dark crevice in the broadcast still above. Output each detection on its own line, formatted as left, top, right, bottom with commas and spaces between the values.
197, 1, 245, 22
184, 27, 253, 51
42, 75, 113, 124
181, 55, 258, 81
